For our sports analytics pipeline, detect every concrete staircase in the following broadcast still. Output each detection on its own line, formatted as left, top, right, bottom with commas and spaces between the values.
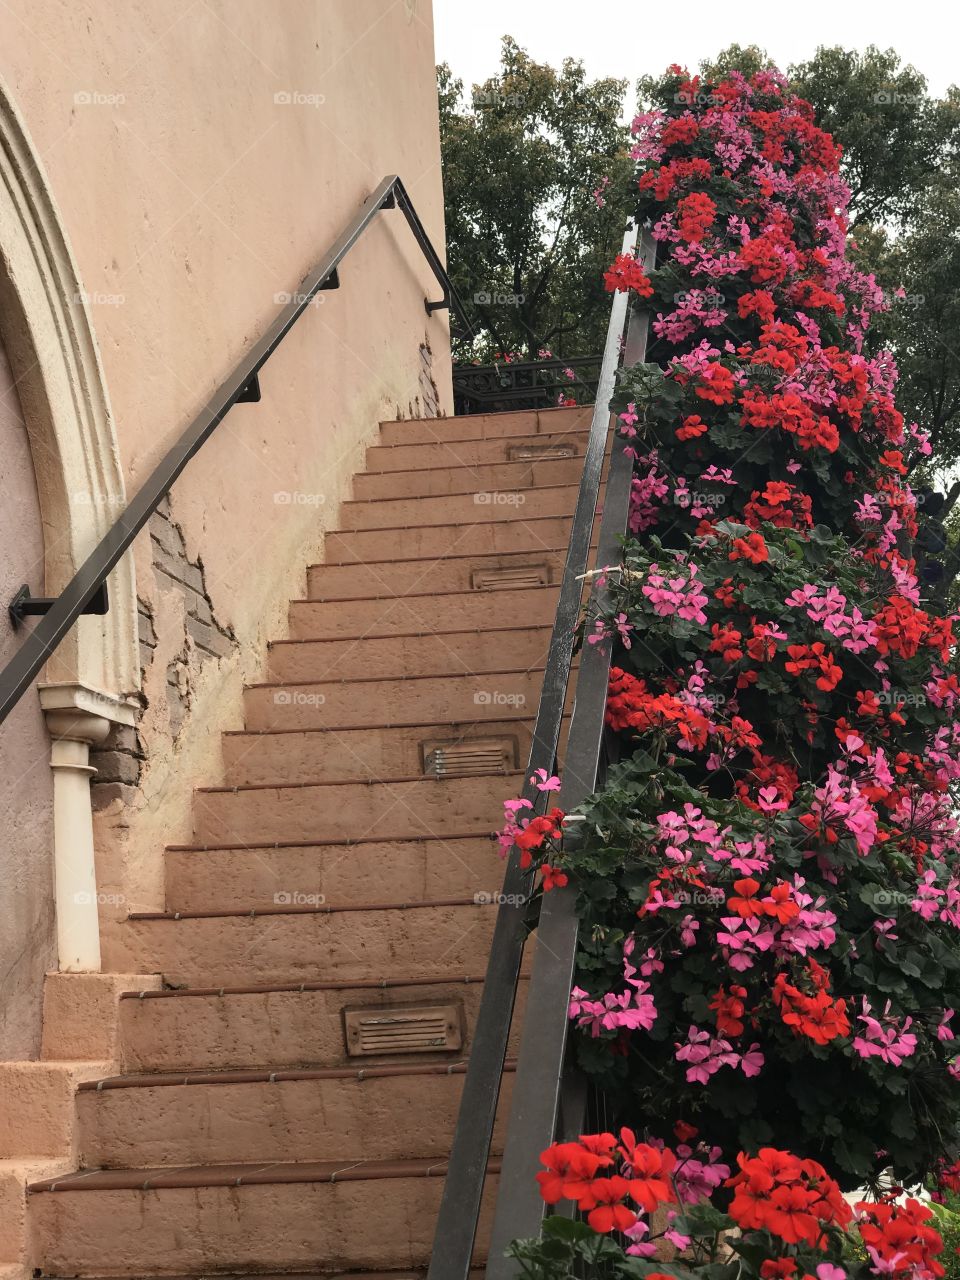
25, 404, 592, 1277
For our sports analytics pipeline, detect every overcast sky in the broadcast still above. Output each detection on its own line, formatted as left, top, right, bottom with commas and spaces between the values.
433, 0, 954, 101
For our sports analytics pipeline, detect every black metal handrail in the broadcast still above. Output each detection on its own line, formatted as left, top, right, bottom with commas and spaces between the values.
0, 175, 469, 725
453, 353, 603, 415
427, 225, 655, 1278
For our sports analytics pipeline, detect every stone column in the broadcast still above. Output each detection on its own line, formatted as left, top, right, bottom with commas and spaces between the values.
39, 684, 136, 972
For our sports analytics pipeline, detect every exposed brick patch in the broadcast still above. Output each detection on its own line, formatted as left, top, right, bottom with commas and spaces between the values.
166, 646, 192, 739
418, 337, 440, 418
138, 597, 157, 678
149, 493, 237, 739
91, 723, 145, 812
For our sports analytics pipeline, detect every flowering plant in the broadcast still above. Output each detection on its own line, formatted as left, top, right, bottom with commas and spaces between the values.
511, 63, 960, 1192
508, 1129, 945, 1280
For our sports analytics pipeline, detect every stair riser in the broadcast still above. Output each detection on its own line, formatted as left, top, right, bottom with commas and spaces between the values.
77, 1071, 514, 1167
29, 1174, 498, 1273
353, 456, 587, 500
165, 837, 506, 911
118, 903, 499, 986
267, 628, 552, 682
306, 549, 566, 599
287, 585, 560, 639
378, 404, 592, 444
365, 430, 588, 470
339, 485, 578, 530
119, 978, 528, 1073
243, 671, 544, 731
220, 718, 543, 786
192, 774, 516, 845
323, 514, 581, 563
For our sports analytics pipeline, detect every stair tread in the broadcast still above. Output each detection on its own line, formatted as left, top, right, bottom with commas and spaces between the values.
128, 895, 492, 921
370, 424, 589, 450
79, 1059, 517, 1090
340, 478, 580, 505
194, 769, 522, 794
119, 971, 511, 999
30, 1154, 501, 1192
245, 664, 544, 691
166, 828, 498, 850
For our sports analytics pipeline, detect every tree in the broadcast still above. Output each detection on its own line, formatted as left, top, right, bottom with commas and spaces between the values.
438, 38, 634, 361
789, 46, 960, 231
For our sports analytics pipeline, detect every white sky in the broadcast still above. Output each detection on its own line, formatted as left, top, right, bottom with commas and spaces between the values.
433, 0, 955, 101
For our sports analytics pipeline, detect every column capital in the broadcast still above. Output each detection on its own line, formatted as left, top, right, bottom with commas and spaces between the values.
39, 681, 137, 745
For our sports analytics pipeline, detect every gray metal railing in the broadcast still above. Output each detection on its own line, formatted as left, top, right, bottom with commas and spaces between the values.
428, 224, 656, 1278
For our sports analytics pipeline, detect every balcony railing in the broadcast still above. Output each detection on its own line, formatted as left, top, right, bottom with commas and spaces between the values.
453, 353, 603, 415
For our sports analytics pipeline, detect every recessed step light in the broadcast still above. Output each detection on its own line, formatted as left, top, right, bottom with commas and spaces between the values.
421, 735, 518, 778
470, 565, 550, 591
507, 442, 576, 460
342, 1002, 463, 1056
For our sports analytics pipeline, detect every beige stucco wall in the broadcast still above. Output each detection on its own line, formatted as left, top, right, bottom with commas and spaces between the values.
0, 0, 451, 976
0, 337, 56, 1058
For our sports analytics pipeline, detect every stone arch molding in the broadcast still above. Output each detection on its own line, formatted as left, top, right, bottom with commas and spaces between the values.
0, 76, 138, 704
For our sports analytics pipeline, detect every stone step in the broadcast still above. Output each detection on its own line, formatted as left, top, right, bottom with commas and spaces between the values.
365, 427, 589, 471
378, 403, 591, 444
191, 772, 519, 845
163, 834, 506, 911
287, 585, 560, 640
242, 669, 545, 731
220, 712, 566, 786
322, 513, 584, 563
118, 898, 502, 987
337, 483, 578, 531
352, 455, 587, 500
76, 1061, 515, 1169
117, 975, 528, 1073
267, 626, 552, 682
28, 1158, 499, 1274
305, 547, 567, 599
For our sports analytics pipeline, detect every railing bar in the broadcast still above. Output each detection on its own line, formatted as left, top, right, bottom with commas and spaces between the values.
0, 175, 457, 725
392, 178, 471, 332
483, 231, 656, 1276
426, 222, 640, 1280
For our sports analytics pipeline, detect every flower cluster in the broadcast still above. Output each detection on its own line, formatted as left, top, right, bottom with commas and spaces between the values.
516, 1130, 944, 1280
552, 63, 960, 1190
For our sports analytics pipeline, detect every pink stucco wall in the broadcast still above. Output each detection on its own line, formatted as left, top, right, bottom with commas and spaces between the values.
0, 2, 450, 998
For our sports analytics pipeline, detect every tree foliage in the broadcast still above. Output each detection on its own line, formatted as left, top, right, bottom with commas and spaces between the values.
438, 38, 634, 360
